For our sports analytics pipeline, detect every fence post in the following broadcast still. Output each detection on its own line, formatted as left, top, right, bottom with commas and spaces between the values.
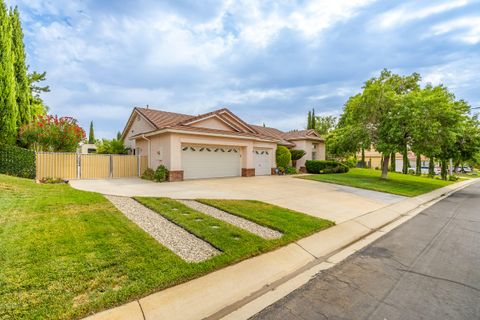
137, 153, 140, 177
109, 155, 113, 178
77, 154, 81, 179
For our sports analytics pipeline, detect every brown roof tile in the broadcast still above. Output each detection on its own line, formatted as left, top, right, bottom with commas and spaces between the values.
132, 107, 317, 146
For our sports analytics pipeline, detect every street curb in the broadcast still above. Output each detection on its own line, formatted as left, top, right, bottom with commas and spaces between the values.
83, 178, 478, 320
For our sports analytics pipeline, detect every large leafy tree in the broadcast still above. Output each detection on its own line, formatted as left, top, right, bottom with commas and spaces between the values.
314, 115, 337, 136
0, 0, 18, 144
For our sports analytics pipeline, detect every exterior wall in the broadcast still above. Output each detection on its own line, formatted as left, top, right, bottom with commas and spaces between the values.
78, 143, 97, 154
291, 140, 326, 170
190, 117, 235, 131
124, 114, 156, 150
137, 132, 277, 177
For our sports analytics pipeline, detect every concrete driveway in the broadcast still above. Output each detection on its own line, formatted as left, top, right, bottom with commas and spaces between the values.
70, 175, 405, 223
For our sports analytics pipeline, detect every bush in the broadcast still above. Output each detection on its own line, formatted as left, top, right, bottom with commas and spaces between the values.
276, 146, 291, 169
448, 175, 459, 181
154, 165, 169, 182
141, 168, 155, 181
0, 144, 36, 179
19, 115, 85, 152
343, 157, 357, 168
408, 169, 415, 175
305, 160, 349, 174
39, 177, 67, 184
285, 166, 298, 175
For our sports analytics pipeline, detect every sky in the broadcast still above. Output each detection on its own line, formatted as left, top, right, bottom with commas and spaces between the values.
5, 0, 480, 139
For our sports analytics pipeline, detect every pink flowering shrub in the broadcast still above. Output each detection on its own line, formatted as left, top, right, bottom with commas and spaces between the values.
20, 115, 86, 152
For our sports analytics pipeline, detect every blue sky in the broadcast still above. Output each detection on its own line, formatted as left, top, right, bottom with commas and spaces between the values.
6, 0, 480, 138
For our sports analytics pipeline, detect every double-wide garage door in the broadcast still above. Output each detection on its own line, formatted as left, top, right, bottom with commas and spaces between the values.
182, 145, 241, 179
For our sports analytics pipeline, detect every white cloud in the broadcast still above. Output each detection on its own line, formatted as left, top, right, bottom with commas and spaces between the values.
375, 0, 469, 29
430, 16, 480, 44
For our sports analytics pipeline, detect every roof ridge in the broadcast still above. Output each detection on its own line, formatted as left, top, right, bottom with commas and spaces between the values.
136, 106, 194, 118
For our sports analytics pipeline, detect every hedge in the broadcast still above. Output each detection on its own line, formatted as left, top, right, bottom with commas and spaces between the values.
0, 144, 36, 179
305, 160, 349, 174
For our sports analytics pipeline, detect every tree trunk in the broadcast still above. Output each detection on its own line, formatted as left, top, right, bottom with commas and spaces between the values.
361, 148, 365, 168
428, 157, 435, 177
441, 159, 448, 180
454, 160, 460, 173
381, 154, 390, 179
416, 154, 421, 176
402, 146, 409, 174
390, 153, 396, 172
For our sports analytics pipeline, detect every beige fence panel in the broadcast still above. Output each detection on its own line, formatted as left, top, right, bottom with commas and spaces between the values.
112, 155, 138, 178
80, 154, 110, 179
36, 152, 77, 180
139, 156, 148, 176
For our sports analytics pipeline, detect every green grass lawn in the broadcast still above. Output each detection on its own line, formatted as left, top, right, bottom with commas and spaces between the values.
299, 168, 455, 197
0, 174, 332, 320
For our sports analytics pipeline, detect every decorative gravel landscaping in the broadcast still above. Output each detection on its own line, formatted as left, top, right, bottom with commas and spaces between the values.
105, 195, 219, 262
0, 174, 333, 320
178, 199, 282, 239
299, 168, 454, 197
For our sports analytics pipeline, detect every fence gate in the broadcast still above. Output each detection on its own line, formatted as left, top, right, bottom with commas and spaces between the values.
36, 152, 148, 180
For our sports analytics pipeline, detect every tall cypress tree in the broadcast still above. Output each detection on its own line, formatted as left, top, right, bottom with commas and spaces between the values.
10, 6, 31, 126
0, 0, 18, 144
307, 111, 312, 129
88, 121, 95, 144
311, 108, 316, 130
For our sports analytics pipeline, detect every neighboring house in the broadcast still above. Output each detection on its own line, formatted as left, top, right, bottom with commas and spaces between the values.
122, 107, 325, 181
360, 150, 430, 171
77, 143, 97, 154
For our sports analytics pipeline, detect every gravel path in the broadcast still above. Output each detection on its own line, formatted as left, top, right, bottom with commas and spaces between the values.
105, 195, 220, 262
178, 200, 282, 239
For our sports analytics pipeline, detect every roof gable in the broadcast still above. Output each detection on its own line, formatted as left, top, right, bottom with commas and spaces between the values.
178, 108, 258, 134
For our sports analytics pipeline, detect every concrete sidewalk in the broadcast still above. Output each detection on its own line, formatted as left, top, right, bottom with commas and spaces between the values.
83, 178, 478, 320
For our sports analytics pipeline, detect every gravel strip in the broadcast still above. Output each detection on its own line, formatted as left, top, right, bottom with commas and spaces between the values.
178, 200, 282, 239
105, 195, 220, 263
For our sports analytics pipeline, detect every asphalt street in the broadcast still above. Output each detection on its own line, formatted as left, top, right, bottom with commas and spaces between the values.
252, 181, 480, 320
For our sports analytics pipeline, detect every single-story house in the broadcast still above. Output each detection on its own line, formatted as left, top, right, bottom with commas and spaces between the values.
359, 149, 430, 171
121, 107, 325, 181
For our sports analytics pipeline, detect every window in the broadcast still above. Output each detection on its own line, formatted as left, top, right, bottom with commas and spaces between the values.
312, 144, 317, 160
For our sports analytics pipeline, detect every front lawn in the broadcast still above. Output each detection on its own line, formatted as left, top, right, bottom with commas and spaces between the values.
299, 168, 454, 197
0, 174, 332, 320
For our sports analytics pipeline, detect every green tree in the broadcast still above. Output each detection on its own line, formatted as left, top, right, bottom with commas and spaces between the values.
28, 71, 49, 115
10, 6, 31, 127
88, 121, 95, 144
314, 115, 336, 136
0, 0, 17, 144
96, 138, 129, 154
360, 70, 420, 179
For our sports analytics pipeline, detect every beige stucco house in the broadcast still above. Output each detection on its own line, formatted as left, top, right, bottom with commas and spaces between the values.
122, 107, 325, 181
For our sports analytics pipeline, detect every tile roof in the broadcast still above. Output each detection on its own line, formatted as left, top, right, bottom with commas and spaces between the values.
132, 107, 321, 145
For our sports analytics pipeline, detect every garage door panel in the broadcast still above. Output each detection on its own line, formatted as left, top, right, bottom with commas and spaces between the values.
254, 149, 271, 176
182, 146, 241, 179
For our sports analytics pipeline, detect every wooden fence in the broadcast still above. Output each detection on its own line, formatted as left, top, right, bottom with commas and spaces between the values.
36, 152, 148, 180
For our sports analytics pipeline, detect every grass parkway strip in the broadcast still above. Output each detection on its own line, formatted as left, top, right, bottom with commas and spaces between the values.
299, 168, 453, 197
0, 174, 332, 320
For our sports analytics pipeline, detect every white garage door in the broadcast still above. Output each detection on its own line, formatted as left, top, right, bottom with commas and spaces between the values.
182, 145, 241, 179
253, 149, 271, 176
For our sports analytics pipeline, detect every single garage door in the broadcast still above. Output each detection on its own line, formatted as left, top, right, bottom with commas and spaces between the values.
182, 145, 241, 179
253, 149, 271, 176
